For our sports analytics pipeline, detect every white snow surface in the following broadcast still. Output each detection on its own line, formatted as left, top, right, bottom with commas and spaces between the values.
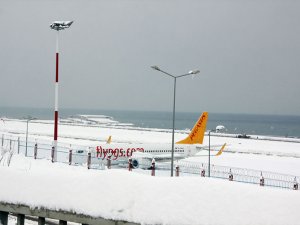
1, 155, 300, 225
1, 116, 300, 224
1, 117, 300, 175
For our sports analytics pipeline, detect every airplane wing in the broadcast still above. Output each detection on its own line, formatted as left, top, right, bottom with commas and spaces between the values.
197, 144, 227, 150
150, 153, 185, 161
131, 151, 185, 161
192, 143, 227, 157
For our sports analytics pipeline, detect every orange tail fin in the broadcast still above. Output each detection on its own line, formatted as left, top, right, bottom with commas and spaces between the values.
176, 112, 208, 144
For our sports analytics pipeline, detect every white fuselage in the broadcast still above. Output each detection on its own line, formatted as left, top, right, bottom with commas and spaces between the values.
73, 143, 200, 166
94, 144, 198, 160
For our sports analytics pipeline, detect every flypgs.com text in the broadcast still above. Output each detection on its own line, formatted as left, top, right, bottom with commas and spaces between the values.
96, 146, 144, 160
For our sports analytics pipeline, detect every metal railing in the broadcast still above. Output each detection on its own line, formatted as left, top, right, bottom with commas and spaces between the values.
0, 133, 105, 170
143, 160, 299, 190
0, 202, 138, 225
1, 133, 299, 190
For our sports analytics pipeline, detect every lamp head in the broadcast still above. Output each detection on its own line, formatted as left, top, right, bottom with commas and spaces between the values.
151, 65, 161, 71
50, 21, 74, 31
188, 70, 200, 75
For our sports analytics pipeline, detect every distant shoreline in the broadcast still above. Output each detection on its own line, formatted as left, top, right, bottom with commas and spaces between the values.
1, 107, 300, 138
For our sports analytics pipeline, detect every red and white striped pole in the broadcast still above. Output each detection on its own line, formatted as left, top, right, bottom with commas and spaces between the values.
50, 21, 73, 162
53, 30, 59, 162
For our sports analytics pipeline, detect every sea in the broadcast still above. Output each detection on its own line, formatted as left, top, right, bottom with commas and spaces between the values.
1, 107, 300, 138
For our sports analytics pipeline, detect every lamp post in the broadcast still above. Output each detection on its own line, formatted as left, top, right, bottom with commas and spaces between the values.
50, 21, 73, 162
24, 116, 36, 157
151, 66, 200, 176
208, 129, 215, 177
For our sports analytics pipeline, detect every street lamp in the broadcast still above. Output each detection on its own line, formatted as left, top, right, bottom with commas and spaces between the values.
24, 116, 36, 157
50, 21, 73, 162
151, 66, 200, 177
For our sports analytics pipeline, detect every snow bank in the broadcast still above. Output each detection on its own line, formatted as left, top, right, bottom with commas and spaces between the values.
1, 155, 300, 225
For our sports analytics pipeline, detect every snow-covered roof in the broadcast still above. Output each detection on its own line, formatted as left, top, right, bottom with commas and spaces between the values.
1, 156, 299, 225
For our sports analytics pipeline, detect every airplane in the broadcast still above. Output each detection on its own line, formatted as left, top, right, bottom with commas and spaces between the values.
50, 21, 74, 31
74, 112, 226, 168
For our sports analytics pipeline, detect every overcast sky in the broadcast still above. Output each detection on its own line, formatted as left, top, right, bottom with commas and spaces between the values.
0, 0, 299, 115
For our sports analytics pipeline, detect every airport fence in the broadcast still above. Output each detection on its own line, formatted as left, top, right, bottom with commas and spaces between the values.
0, 133, 105, 170
0, 133, 299, 190
172, 162, 299, 190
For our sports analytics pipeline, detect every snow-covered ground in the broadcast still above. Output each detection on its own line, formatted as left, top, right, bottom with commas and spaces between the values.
1, 115, 300, 224
1, 116, 300, 176
1, 155, 300, 225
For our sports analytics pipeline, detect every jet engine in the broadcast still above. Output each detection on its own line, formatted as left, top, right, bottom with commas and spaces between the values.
130, 157, 152, 169
132, 158, 139, 168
